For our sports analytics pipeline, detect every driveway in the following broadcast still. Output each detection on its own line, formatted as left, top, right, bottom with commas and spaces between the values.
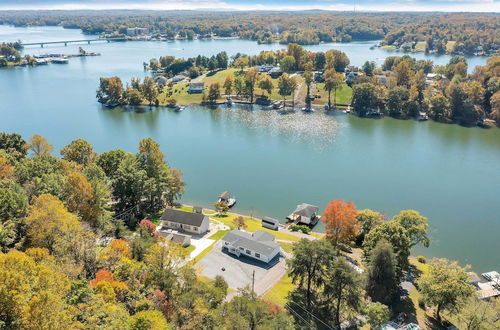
198, 241, 286, 294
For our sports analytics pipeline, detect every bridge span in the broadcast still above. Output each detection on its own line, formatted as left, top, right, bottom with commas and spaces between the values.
21, 37, 126, 47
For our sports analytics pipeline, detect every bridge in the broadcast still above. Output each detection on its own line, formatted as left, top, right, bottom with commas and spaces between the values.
21, 37, 126, 47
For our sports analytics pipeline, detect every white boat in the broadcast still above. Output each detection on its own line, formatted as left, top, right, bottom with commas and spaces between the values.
52, 57, 69, 64
174, 105, 185, 111
218, 191, 237, 207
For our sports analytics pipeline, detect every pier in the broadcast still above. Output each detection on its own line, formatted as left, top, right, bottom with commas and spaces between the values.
21, 37, 126, 47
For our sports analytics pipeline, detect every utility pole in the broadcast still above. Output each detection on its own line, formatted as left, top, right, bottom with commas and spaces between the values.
251, 270, 255, 298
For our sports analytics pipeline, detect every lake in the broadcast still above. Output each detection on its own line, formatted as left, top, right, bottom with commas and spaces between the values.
1, 26, 499, 273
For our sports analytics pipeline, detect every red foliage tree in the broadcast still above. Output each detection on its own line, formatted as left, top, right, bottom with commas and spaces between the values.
90, 269, 115, 286
322, 200, 359, 247
139, 219, 159, 238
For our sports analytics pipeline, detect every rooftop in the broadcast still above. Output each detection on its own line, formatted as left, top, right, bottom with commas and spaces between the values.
292, 203, 319, 218
160, 208, 206, 227
223, 230, 279, 256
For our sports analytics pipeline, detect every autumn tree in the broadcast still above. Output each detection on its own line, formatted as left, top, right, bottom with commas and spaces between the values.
0, 250, 77, 329
60, 138, 96, 166
325, 49, 350, 72
303, 63, 313, 107
244, 67, 260, 103
214, 201, 229, 216
142, 76, 159, 106
29, 134, 53, 156
207, 82, 221, 103
24, 194, 82, 253
394, 61, 413, 87
322, 199, 359, 248
96, 76, 124, 105
417, 258, 474, 321
233, 216, 247, 230
233, 56, 249, 72
258, 75, 273, 97
223, 76, 233, 96
63, 172, 98, 225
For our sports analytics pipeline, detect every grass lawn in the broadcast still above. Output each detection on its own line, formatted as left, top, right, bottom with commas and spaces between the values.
208, 230, 229, 240
159, 82, 203, 105
278, 241, 294, 253
414, 41, 427, 52
311, 82, 352, 106
380, 45, 397, 51
263, 274, 295, 307
146, 210, 164, 225
212, 212, 301, 242
184, 244, 196, 254
446, 41, 456, 53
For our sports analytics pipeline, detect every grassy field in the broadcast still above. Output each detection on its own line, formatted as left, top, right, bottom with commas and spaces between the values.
380, 45, 397, 51
278, 241, 294, 253
311, 82, 352, 106
446, 41, 457, 53
208, 230, 229, 240
263, 274, 295, 307
184, 244, 196, 254
414, 41, 427, 52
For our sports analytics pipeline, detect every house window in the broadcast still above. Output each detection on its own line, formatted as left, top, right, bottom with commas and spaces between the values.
225, 242, 229, 245
185, 225, 191, 230
255, 253, 260, 258
239, 247, 244, 251
246, 249, 251, 254
193, 226, 198, 231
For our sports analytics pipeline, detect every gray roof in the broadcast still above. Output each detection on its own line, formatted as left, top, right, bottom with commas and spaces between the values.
189, 82, 204, 89
160, 208, 207, 227
169, 233, 191, 245
293, 203, 319, 218
223, 230, 279, 256
263, 217, 280, 225
218, 191, 231, 199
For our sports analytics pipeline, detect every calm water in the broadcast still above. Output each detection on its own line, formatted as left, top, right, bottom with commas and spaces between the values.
1, 26, 499, 273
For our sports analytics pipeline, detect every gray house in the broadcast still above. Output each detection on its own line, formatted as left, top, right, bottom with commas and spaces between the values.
221, 230, 280, 263
262, 217, 280, 230
160, 208, 209, 235
159, 231, 191, 247
287, 203, 319, 225
189, 82, 205, 94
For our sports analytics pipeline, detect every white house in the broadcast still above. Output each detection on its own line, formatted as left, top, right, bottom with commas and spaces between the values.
126, 27, 149, 36
159, 208, 209, 235
221, 230, 280, 263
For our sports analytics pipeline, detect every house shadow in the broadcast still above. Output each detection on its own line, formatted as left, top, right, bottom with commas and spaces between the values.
221, 246, 282, 270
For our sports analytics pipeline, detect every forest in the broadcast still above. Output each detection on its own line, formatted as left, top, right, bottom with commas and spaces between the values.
0, 10, 498, 54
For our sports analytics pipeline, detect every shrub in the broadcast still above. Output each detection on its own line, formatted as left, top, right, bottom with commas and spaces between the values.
289, 224, 311, 234
417, 255, 427, 264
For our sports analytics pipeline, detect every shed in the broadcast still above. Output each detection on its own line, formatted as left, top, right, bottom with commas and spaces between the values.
262, 217, 280, 230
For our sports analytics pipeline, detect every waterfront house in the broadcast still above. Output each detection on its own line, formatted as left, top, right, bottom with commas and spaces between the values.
262, 217, 280, 230
287, 203, 319, 225
171, 75, 186, 83
221, 230, 280, 263
189, 82, 205, 94
159, 208, 209, 235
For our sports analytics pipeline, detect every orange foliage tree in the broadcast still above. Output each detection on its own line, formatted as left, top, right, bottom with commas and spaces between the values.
322, 200, 359, 247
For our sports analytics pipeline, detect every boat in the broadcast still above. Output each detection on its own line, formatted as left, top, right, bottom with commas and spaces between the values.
174, 105, 185, 112
301, 106, 313, 112
52, 57, 69, 64
418, 112, 428, 121
226, 97, 233, 106
217, 191, 236, 208
270, 100, 283, 110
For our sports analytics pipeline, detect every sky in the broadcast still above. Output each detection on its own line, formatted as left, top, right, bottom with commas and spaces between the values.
0, 0, 499, 12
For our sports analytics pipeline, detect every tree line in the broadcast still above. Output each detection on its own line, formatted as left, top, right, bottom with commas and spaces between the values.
350, 55, 500, 126
1, 10, 498, 52
0, 132, 294, 329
